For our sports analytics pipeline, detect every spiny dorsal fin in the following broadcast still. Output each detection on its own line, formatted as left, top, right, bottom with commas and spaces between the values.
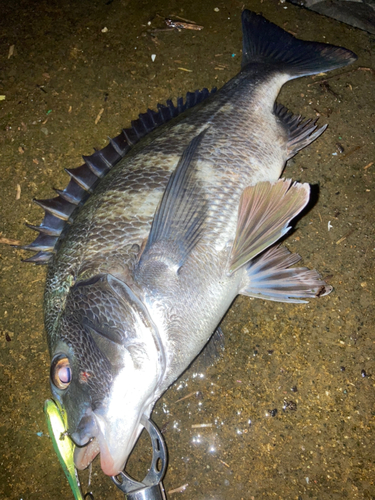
274, 102, 327, 160
22, 88, 217, 264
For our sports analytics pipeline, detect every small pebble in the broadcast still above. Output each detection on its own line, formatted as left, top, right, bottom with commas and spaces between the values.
270, 408, 278, 417
283, 400, 297, 411
340, 366, 345, 372
291, 385, 298, 392
214, 7, 220, 12
151, 54, 156, 62
336, 143, 344, 153
361, 369, 367, 378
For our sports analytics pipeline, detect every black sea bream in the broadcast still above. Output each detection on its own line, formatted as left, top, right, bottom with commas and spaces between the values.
24, 10, 357, 476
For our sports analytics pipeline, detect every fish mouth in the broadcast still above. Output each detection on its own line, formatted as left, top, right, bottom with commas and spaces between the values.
74, 438, 101, 471
95, 412, 145, 476
71, 409, 145, 476
71, 409, 102, 471
73, 434, 119, 476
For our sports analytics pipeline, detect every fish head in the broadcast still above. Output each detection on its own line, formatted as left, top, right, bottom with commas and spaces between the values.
48, 273, 164, 476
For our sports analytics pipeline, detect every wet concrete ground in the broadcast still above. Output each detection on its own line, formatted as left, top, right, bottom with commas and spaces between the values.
0, 0, 374, 498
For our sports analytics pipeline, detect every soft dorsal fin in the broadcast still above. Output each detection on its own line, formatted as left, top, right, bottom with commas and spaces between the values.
274, 103, 327, 160
21, 88, 217, 264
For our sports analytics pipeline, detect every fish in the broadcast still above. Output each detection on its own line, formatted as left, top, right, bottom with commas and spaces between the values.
23, 10, 356, 477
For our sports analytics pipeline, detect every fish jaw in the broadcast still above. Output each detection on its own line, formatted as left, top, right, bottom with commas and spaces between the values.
72, 347, 160, 476
74, 437, 100, 471
94, 409, 146, 476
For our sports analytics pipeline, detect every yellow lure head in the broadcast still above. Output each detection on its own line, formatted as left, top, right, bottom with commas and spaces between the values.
44, 399, 84, 500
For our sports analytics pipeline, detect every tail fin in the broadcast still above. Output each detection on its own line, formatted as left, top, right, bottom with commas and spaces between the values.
241, 10, 357, 79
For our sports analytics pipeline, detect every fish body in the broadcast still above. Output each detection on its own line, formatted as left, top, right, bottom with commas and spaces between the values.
26, 11, 356, 477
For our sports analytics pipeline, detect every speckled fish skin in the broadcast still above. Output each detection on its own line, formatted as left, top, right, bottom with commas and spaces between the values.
45, 11, 357, 476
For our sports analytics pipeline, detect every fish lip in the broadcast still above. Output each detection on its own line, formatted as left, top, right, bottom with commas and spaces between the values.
71, 408, 102, 470
74, 437, 100, 470
97, 419, 146, 476
70, 406, 141, 476
93, 408, 144, 476
70, 435, 94, 448
70, 407, 99, 447
92, 399, 155, 476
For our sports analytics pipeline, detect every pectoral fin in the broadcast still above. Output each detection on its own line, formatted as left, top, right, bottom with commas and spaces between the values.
139, 131, 208, 271
240, 245, 332, 303
229, 179, 309, 274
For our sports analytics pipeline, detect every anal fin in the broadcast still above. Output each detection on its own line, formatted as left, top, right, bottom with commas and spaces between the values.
229, 179, 310, 274
240, 245, 332, 303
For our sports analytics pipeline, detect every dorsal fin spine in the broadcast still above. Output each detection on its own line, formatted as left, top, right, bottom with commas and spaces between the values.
109, 137, 125, 156
82, 155, 109, 178
122, 128, 135, 146
26, 213, 65, 236
21, 233, 58, 252
54, 188, 81, 205
147, 109, 157, 127
65, 165, 97, 192
34, 197, 76, 220
22, 251, 53, 264
97, 151, 114, 169
131, 120, 143, 139
157, 104, 168, 122
26, 223, 58, 235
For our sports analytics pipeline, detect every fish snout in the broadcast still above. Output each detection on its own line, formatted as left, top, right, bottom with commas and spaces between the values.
70, 410, 99, 447
70, 410, 102, 471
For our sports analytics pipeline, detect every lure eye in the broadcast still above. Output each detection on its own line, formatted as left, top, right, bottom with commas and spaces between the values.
51, 355, 72, 390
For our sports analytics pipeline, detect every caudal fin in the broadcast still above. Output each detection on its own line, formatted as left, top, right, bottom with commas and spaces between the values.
241, 10, 357, 79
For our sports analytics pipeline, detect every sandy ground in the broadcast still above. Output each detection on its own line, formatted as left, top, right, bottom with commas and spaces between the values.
0, 0, 374, 498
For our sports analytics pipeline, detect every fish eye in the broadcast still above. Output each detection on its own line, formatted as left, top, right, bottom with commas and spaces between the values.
51, 355, 72, 390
